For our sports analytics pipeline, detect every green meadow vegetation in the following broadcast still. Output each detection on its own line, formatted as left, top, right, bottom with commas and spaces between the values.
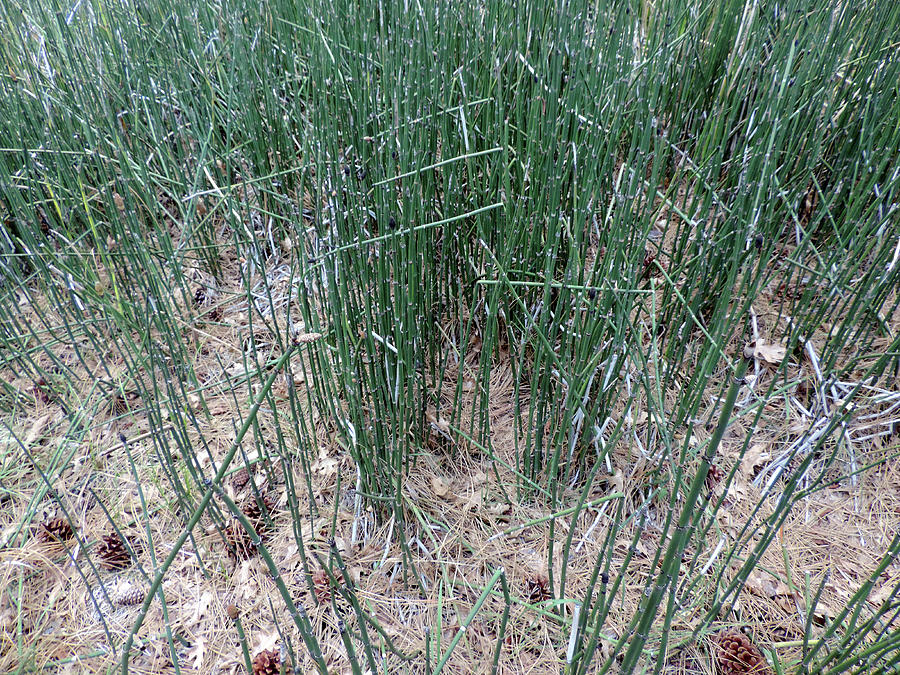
1, 0, 899, 672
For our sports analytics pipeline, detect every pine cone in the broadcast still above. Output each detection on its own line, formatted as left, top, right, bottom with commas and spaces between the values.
524, 574, 552, 603
312, 570, 331, 605
110, 390, 139, 416
706, 464, 726, 491
231, 467, 251, 491
224, 497, 272, 559
115, 587, 145, 607
224, 521, 256, 559
241, 494, 273, 526
712, 630, 772, 675
251, 648, 280, 675
96, 532, 140, 569
39, 517, 74, 543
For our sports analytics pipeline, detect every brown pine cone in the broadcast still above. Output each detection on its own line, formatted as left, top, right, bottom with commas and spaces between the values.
706, 464, 726, 491
39, 517, 74, 543
251, 648, 280, 675
241, 495, 273, 527
224, 497, 273, 559
231, 467, 251, 491
96, 532, 141, 569
524, 574, 552, 603
115, 587, 145, 607
110, 390, 139, 416
312, 570, 331, 605
224, 521, 256, 559
712, 630, 772, 674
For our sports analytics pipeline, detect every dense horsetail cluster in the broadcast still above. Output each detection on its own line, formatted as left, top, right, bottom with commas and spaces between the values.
1, 0, 899, 672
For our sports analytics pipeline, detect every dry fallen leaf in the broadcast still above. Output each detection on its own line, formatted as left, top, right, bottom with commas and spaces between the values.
812, 601, 838, 625
740, 443, 769, 477
487, 502, 511, 516
346, 565, 364, 586
187, 393, 202, 412
744, 569, 791, 598
743, 339, 787, 365
431, 476, 452, 498
609, 469, 624, 493
237, 559, 263, 601
311, 447, 339, 477
332, 536, 351, 556
0, 596, 16, 633
256, 631, 280, 653
25, 413, 51, 446
462, 490, 483, 512
191, 590, 214, 624
226, 361, 247, 377
187, 635, 207, 669
870, 574, 900, 606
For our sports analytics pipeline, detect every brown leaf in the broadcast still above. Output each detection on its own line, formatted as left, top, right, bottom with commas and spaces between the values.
311, 447, 339, 477
740, 444, 769, 477
431, 476, 452, 498
812, 601, 838, 625
190, 590, 214, 624
25, 414, 51, 446
745, 570, 790, 598
0, 596, 16, 633
744, 339, 787, 365
870, 574, 900, 606
187, 635, 207, 669
462, 490, 483, 511
487, 502, 511, 516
